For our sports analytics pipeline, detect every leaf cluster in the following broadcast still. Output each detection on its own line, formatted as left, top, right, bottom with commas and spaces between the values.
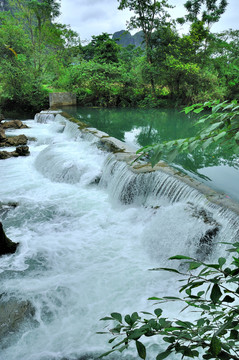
136, 100, 239, 167
99, 242, 239, 360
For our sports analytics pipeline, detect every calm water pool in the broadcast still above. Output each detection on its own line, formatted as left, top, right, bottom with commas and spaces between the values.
62, 106, 239, 202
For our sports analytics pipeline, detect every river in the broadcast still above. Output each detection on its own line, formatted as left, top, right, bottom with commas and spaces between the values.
63, 107, 239, 203
0, 112, 238, 360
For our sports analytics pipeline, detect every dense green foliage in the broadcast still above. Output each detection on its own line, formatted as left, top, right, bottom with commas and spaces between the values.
100, 242, 239, 360
0, 0, 238, 110
0, 0, 80, 110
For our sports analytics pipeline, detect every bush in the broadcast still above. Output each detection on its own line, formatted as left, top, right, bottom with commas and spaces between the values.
100, 241, 239, 360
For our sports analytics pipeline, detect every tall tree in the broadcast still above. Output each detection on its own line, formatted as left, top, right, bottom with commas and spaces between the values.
9, 0, 61, 74
91, 33, 120, 64
117, 0, 173, 94
183, 0, 228, 29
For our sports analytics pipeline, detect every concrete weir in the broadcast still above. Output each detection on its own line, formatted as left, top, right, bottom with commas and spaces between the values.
38, 110, 239, 217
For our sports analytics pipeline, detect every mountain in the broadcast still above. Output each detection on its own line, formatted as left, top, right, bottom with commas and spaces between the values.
112, 30, 144, 48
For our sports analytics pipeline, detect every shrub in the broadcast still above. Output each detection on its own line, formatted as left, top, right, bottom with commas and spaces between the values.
100, 241, 239, 360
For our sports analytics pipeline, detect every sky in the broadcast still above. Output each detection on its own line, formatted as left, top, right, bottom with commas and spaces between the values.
57, 0, 238, 43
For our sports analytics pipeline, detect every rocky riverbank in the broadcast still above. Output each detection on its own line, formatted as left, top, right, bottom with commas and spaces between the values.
0, 113, 33, 341
0, 114, 30, 159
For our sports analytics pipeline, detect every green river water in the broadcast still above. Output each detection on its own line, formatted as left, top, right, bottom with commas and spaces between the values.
63, 106, 239, 203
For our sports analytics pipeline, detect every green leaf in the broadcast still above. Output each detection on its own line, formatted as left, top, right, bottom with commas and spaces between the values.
141, 311, 153, 315
154, 308, 163, 317
184, 105, 195, 114
230, 329, 239, 340
202, 137, 213, 150
124, 314, 132, 325
205, 121, 224, 133
163, 336, 175, 343
111, 312, 122, 323
100, 316, 114, 321
213, 131, 226, 142
210, 283, 222, 304
131, 312, 140, 323
118, 344, 128, 353
189, 261, 202, 270
218, 257, 226, 267
235, 131, 239, 141
136, 340, 146, 359
169, 255, 193, 260
197, 318, 205, 327
153, 267, 182, 274
149, 144, 163, 167
188, 140, 200, 152
156, 350, 172, 360
204, 101, 212, 107
193, 107, 204, 114
166, 148, 178, 162
222, 295, 235, 303
163, 296, 181, 300
210, 336, 221, 356
175, 320, 192, 328
99, 349, 115, 358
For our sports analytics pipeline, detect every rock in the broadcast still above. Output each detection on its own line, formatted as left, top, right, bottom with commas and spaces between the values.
4, 134, 28, 147
15, 145, 30, 156
0, 145, 30, 160
196, 226, 220, 259
2, 120, 29, 129
0, 123, 28, 147
89, 175, 101, 185
0, 124, 6, 143
0, 222, 19, 255
0, 202, 18, 220
0, 114, 4, 122
0, 297, 35, 339
0, 150, 13, 159
187, 203, 221, 259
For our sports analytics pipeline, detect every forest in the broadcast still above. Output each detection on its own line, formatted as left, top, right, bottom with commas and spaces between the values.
0, 0, 238, 111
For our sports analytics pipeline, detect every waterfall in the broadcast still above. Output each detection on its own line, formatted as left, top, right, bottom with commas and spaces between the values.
100, 155, 204, 206
34, 113, 55, 123
0, 112, 238, 360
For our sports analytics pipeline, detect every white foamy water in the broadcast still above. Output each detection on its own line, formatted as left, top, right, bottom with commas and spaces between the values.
0, 115, 238, 360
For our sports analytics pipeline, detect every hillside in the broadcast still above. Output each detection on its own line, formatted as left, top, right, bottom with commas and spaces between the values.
112, 30, 144, 47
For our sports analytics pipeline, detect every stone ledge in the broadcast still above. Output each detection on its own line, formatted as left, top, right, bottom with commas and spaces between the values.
52, 111, 239, 217
49, 92, 77, 107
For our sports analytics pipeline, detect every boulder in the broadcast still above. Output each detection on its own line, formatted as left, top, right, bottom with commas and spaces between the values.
187, 203, 221, 259
4, 134, 28, 147
0, 124, 28, 147
15, 145, 30, 156
0, 150, 13, 159
0, 202, 18, 219
0, 145, 30, 160
0, 222, 19, 255
196, 226, 220, 259
0, 297, 35, 339
0, 124, 6, 143
2, 120, 29, 129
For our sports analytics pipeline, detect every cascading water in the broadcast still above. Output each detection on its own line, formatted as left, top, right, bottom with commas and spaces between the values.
0, 113, 238, 360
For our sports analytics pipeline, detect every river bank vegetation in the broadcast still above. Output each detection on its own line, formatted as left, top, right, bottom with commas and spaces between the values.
0, 0, 238, 111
